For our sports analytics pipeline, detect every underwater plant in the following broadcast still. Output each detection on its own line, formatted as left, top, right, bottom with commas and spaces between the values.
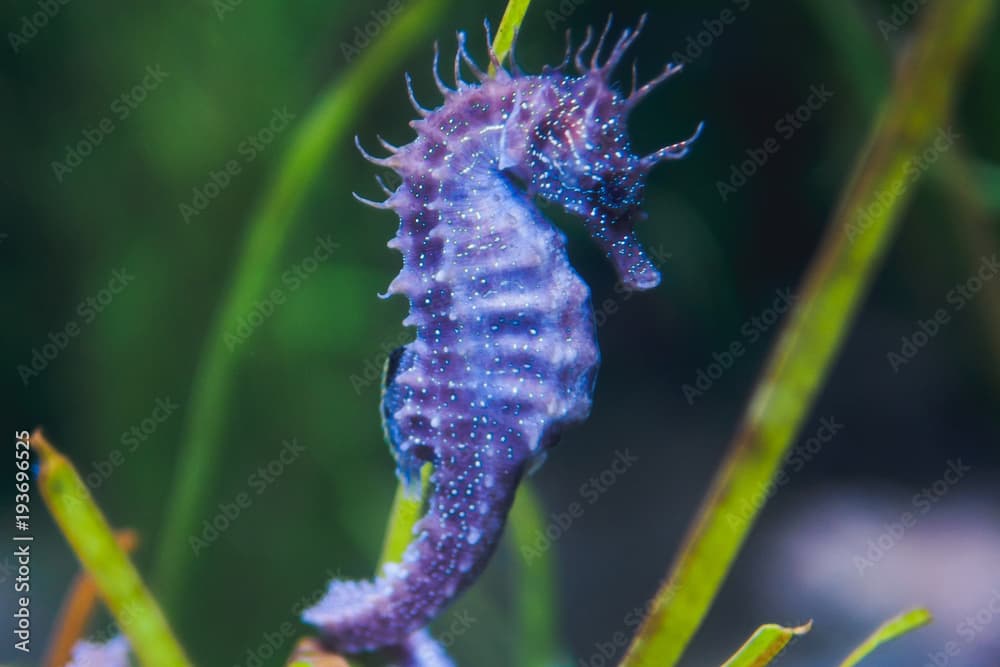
25, 0, 996, 666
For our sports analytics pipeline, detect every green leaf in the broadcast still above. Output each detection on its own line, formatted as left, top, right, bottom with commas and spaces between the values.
491, 0, 531, 74
720, 622, 811, 667
618, 3, 995, 666
378, 465, 431, 567
152, 0, 449, 610
838, 608, 932, 667
509, 483, 561, 667
34, 431, 191, 667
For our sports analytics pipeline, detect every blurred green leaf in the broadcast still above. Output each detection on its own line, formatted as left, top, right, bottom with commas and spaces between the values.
618, 2, 995, 666
491, 0, 531, 73
803, 0, 1000, 388
153, 0, 449, 611
34, 431, 191, 667
838, 608, 932, 667
508, 483, 561, 667
719, 621, 811, 667
378, 464, 431, 567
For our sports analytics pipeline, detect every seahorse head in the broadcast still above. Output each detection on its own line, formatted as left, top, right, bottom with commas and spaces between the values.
500, 16, 702, 290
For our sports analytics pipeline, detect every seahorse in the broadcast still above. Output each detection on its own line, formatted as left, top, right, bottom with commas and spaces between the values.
303, 15, 701, 657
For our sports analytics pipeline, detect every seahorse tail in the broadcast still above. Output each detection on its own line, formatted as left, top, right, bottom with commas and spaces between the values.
384, 629, 457, 667
303, 452, 523, 653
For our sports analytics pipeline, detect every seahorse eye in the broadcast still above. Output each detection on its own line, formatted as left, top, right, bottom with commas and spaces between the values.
604, 175, 626, 200
578, 172, 602, 192
597, 173, 638, 211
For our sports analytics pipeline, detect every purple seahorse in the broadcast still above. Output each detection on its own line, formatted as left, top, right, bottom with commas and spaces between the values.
304, 15, 700, 656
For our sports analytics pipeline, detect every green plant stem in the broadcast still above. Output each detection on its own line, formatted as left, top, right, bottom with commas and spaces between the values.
152, 0, 447, 610
719, 621, 811, 667
802, 0, 1000, 392
490, 0, 531, 73
34, 432, 191, 667
618, 2, 995, 666
378, 465, 431, 567
508, 483, 560, 667
838, 608, 932, 667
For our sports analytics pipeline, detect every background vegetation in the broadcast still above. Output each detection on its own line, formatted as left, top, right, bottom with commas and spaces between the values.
3, 0, 999, 665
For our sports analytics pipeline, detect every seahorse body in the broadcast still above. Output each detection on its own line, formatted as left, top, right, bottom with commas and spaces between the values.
304, 16, 700, 656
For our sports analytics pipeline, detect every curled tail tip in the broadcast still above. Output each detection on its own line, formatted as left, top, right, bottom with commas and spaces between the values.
301, 572, 397, 643
304, 584, 454, 666
388, 629, 456, 667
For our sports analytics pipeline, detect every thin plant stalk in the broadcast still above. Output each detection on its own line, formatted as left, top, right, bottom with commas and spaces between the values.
378, 465, 431, 567
43, 530, 139, 667
491, 0, 531, 74
719, 621, 811, 667
802, 0, 1000, 391
508, 484, 560, 667
619, 2, 995, 666
838, 608, 932, 667
33, 432, 191, 667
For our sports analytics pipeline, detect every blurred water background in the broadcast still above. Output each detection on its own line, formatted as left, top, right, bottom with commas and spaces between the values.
3, 0, 999, 665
